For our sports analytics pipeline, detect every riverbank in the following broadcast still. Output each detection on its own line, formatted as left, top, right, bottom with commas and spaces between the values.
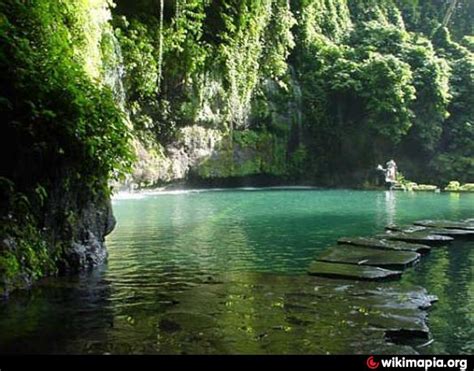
112, 181, 474, 201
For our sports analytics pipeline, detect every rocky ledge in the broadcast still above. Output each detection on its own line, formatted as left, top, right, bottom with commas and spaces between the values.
61, 198, 116, 273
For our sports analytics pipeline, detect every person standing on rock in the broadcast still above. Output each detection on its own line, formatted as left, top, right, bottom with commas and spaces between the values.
377, 159, 398, 189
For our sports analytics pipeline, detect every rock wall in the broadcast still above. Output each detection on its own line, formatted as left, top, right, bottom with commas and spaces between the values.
125, 125, 290, 188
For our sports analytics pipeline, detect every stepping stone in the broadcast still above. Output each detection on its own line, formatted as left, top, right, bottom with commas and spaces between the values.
413, 220, 474, 231
307, 261, 402, 281
317, 245, 420, 269
384, 322, 430, 342
338, 237, 431, 254
377, 232, 453, 246
387, 224, 474, 238
386, 225, 426, 233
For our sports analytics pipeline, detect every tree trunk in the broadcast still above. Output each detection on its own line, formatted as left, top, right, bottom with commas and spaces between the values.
442, 0, 458, 27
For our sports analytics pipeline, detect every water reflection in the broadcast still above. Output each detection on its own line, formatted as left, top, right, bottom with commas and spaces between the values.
401, 240, 474, 354
385, 190, 397, 226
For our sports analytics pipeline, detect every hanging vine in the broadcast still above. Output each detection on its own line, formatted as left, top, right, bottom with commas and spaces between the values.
157, 0, 164, 94
175, 0, 180, 22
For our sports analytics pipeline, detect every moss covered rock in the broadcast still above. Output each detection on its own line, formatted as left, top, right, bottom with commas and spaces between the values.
443, 181, 474, 192
412, 184, 439, 192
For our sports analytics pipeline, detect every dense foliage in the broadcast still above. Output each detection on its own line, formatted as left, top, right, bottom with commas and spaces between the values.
0, 0, 473, 290
0, 0, 132, 291
112, 0, 473, 185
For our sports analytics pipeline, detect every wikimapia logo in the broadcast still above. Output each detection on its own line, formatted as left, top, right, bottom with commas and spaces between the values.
367, 356, 380, 369
365, 356, 469, 371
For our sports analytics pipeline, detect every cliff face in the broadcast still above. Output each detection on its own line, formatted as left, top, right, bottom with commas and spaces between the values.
1, 175, 117, 297
0, 0, 131, 295
112, 0, 473, 188
113, 0, 301, 187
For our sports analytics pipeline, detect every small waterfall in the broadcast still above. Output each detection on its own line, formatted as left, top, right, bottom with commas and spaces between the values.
102, 29, 126, 110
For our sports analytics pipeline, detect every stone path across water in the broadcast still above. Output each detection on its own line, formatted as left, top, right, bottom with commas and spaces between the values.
305, 219, 473, 353
310, 219, 473, 281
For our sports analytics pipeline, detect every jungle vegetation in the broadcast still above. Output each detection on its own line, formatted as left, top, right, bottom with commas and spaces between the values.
0, 0, 472, 288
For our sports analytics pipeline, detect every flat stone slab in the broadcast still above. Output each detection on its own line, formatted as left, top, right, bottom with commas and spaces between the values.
377, 232, 453, 246
338, 237, 431, 254
413, 220, 474, 231
387, 224, 474, 238
317, 245, 420, 269
308, 261, 402, 281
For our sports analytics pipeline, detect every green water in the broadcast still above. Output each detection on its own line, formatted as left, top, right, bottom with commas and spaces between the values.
0, 189, 472, 354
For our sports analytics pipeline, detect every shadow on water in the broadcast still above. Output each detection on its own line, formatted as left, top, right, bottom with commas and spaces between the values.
0, 268, 114, 354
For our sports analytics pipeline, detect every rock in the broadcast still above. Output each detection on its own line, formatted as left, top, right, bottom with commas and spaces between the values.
385, 328, 429, 342
120, 126, 289, 189
444, 182, 474, 192
444, 181, 461, 191
413, 220, 474, 231
386, 224, 474, 238
386, 225, 424, 233
159, 319, 182, 333
338, 237, 431, 254
317, 245, 420, 269
158, 312, 217, 333
460, 183, 474, 192
412, 184, 439, 192
104, 199, 117, 236
308, 261, 402, 281
61, 197, 115, 272
66, 231, 108, 270
378, 232, 453, 246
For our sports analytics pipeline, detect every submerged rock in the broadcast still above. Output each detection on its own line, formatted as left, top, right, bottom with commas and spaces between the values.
145, 272, 435, 354
338, 237, 431, 254
413, 220, 474, 231
307, 261, 402, 281
317, 245, 420, 269
386, 224, 474, 238
378, 232, 453, 246
158, 319, 182, 333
